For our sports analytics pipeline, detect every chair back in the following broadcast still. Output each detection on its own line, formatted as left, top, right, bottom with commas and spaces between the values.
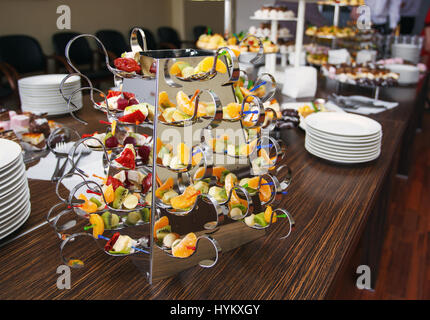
129, 27, 157, 50
157, 27, 181, 49
193, 26, 207, 42
95, 30, 129, 57
0, 35, 46, 74
52, 32, 93, 66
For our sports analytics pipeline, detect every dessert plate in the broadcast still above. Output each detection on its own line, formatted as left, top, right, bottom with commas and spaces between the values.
306, 126, 382, 143
306, 138, 380, 155
305, 142, 380, 163
305, 112, 382, 137
0, 202, 31, 240
0, 139, 22, 169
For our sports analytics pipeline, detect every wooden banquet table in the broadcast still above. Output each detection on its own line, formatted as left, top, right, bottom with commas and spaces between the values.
0, 75, 425, 299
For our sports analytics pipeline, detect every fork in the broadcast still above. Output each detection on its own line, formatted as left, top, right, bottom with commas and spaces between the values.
51, 142, 68, 182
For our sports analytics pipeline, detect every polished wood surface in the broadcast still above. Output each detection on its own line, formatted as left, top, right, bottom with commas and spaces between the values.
0, 79, 421, 299
331, 113, 430, 299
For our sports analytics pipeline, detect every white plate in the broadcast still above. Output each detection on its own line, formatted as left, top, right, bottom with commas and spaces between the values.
305, 112, 382, 137
21, 104, 83, 116
306, 139, 380, 157
18, 74, 80, 87
0, 188, 30, 219
306, 136, 381, 153
0, 176, 27, 202
0, 202, 31, 240
0, 166, 26, 194
305, 143, 381, 164
0, 155, 22, 178
306, 125, 382, 143
0, 139, 22, 169
306, 130, 381, 148
19, 98, 82, 106
305, 141, 380, 159
0, 159, 24, 181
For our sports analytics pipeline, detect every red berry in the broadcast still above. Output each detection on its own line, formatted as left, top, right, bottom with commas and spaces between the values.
117, 98, 128, 111
123, 136, 137, 146
138, 145, 151, 164
128, 98, 139, 106
142, 173, 152, 194
105, 136, 119, 148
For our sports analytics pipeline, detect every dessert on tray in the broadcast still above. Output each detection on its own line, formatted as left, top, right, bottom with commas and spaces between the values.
322, 62, 400, 87
306, 26, 357, 38
253, 5, 295, 19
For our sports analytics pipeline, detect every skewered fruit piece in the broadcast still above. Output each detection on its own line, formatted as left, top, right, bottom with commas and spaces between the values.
156, 225, 172, 241
126, 211, 141, 225
172, 232, 197, 258
163, 233, 179, 248
112, 186, 128, 209
101, 211, 120, 230
153, 216, 169, 238
89, 214, 104, 238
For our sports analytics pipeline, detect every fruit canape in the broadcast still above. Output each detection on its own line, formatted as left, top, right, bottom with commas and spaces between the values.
243, 206, 277, 228
108, 143, 153, 169
75, 171, 152, 215
156, 139, 202, 171
169, 56, 227, 80
83, 126, 152, 151
96, 90, 155, 124
158, 90, 215, 124
153, 216, 197, 258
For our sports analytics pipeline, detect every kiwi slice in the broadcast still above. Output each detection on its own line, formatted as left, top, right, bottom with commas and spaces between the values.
112, 186, 128, 209
126, 211, 141, 226
104, 132, 113, 143
254, 212, 268, 227
110, 213, 120, 228
140, 208, 150, 223
101, 212, 112, 229
156, 225, 172, 241
89, 197, 102, 208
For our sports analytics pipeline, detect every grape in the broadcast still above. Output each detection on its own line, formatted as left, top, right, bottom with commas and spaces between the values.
117, 98, 128, 111
138, 145, 151, 164
105, 136, 119, 148
123, 136, 137, 146
128, 98, 139, 106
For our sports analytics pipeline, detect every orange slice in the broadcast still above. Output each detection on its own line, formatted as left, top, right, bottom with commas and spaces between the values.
194, 167, 205, 180
264, 206, 276, 224
212, 166, 227, 180
78, 194, 98, 213
172, 232, 197, 258
103, 185, 114, 204
159, 91, 175, 109
196, 57, 227, 74
170, 186, 200, 210
177, 142, 190, 165
247, 177, 271, 202
89, 213, 104, 238
192, 149, 203, 166
169, 61, 188, 76
155, 177, 174, 198
156, 138, 163, 155
153, 216, 169, 238
224, 173, 237, 196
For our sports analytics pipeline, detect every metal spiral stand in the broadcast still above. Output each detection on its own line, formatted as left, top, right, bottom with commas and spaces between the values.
47, 28, 296, 283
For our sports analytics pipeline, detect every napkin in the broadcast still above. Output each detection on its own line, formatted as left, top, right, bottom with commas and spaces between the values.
334, 95, 399, 115
26, 143, 105, 192
281, 66, 317, 98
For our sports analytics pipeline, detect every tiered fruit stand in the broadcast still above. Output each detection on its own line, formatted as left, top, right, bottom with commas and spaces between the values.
47, 28, 295, 283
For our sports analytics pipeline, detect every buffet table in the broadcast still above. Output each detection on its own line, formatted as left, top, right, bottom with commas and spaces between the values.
0, 76, 423, 299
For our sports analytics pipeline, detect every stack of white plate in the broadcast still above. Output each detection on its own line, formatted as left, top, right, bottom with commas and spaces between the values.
0, 139, 31, 240
304, 112, 382, 164
19, 74, 82, 116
